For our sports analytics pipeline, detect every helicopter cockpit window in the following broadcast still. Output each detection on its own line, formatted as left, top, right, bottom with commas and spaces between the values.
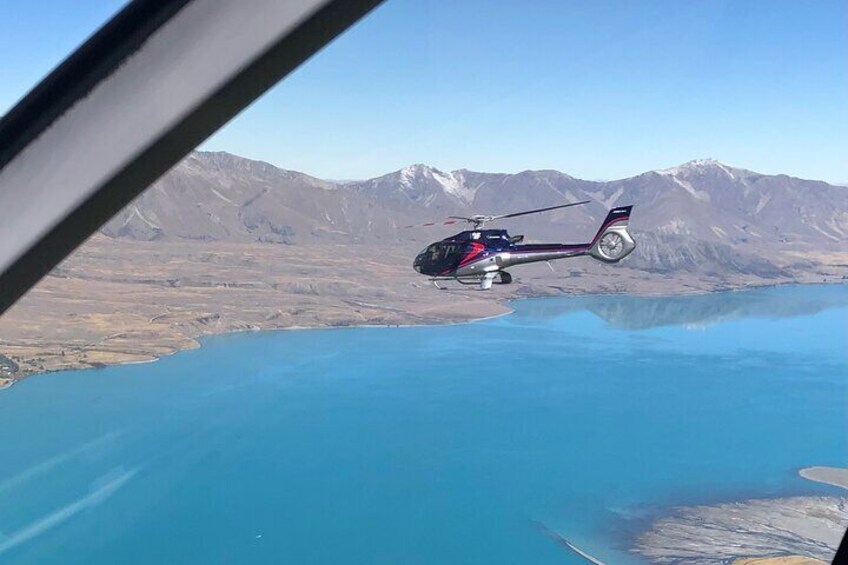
432, 243, 461, 261
418, 242, 464, 273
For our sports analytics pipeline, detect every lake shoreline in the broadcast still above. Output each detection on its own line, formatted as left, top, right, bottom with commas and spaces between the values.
630, 467, 848, 564
2, 279, 846, 389
799, 466, 848, 490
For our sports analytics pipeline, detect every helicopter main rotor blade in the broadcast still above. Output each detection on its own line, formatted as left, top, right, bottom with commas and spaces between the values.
491, 200, 591, 221
404, 201, 589, 230
403, 218, 462, 229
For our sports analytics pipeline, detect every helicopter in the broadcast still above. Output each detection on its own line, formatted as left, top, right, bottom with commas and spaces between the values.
410, 201, 635, 289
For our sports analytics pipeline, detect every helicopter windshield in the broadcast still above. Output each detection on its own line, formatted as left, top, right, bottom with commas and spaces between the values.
414, 242, 465, 275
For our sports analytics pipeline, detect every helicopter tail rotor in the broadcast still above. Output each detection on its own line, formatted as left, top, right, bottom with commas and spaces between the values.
588, 206, 635, 263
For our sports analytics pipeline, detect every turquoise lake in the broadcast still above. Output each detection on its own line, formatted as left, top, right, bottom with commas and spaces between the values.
1, 285, 846, 564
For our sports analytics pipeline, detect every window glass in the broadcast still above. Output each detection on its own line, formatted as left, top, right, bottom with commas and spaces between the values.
0, 2, 845, 564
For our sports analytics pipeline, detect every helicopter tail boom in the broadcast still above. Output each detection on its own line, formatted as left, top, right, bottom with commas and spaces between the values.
485, 206, 635, 271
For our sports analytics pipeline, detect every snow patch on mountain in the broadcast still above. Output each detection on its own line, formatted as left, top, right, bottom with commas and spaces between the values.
209, 187, 236, 205
586, 187, 623, 208
656, 159, 740, 180
647, 170, 713, 202
657, 218, 690, 235
125, 206, 159, 229
399, 164, 477, 203
754, 193, 772, 215
710, 226, 728, 239
810, 223, 841, 242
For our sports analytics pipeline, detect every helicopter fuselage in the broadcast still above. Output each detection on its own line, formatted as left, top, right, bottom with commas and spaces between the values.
412, 206, 635, 289
414, 230, 591, 277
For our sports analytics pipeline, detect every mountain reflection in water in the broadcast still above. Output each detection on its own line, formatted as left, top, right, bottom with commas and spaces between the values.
517, 284, 848, 330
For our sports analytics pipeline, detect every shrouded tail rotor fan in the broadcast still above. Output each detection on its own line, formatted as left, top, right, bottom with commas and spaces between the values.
598, 232, 626, 260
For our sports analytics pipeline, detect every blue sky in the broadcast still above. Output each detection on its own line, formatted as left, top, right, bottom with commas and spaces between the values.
1, 0, 845, 182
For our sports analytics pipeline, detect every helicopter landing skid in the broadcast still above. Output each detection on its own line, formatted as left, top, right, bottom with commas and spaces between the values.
429, 274, 497, 290
430, 277, 476, 290
429, 276, 477, 290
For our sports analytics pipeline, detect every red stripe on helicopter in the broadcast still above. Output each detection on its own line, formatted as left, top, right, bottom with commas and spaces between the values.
439, 242, 486, 275
457, 242, 486, 268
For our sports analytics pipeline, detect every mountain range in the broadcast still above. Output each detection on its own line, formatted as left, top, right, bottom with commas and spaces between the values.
104, 151, 848, 278
5, 151, 845, 380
